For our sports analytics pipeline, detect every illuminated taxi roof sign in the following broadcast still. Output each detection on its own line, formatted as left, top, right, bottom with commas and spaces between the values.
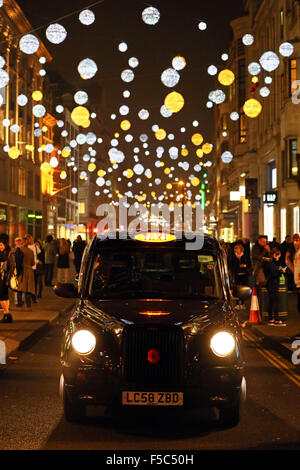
135, 232, 176, 243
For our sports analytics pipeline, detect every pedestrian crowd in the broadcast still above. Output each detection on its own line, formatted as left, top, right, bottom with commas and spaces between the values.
0, 233, 86, 323
223, 233, 300, 329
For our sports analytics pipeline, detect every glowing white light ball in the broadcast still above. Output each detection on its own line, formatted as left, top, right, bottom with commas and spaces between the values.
259, 51, 280, 72
19, 34, 39, 54
142, 6, 160, 25
161, 68, 180, 87
46, 24, 67, 44
78, 58, 98, 79
79, 9, 95, 25
121, 69, 135, 82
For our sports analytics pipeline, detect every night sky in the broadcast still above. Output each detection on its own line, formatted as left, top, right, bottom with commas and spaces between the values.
16, 0, 245, 139
15, 0, 245, 200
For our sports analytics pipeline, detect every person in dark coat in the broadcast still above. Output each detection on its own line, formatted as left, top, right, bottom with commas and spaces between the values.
72, 235, 86, 274
0, 238, 15, 323
57, 238, 70, 284
263, 248, 286, 325
228, 244, 252, 309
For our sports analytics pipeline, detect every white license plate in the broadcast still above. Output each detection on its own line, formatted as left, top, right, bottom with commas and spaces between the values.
122, 391, 183, 406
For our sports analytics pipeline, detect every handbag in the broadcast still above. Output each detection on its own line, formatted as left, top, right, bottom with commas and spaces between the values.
256, 267, 267, 286
10, 268, 18, 290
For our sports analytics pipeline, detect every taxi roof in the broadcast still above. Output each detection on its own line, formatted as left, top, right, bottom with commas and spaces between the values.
92, 232, 220, 254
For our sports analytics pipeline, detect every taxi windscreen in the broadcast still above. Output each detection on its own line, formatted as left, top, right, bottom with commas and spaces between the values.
88, 248, 223, 300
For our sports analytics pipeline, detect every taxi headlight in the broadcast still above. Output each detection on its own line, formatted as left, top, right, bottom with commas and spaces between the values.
210, 331, 235, 357
71, 330, 96, 355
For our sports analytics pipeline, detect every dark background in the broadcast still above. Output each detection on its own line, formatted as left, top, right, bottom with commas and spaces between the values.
16, 0, 245, 195
17, 0, 245, 140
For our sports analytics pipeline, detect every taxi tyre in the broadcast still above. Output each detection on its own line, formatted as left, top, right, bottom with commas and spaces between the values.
63, 384, 86, 423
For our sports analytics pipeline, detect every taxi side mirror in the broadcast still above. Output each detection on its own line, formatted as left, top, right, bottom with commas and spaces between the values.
233, 285, 252, 301
53, 283, 79, 298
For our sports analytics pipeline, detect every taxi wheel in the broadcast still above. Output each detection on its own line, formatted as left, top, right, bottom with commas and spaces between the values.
219, 401, 240, 427
63, 386, 86, 423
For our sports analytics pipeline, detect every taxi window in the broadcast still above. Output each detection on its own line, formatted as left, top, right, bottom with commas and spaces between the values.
89, 248, 223, 300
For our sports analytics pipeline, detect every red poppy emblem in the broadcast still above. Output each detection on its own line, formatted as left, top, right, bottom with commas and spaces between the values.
147, 349, 160, 364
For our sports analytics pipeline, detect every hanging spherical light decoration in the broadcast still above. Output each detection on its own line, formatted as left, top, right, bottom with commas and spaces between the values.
259, 86, 270, 98
160, 105, 173, 118
33, 104, 46, 118
279, 42, 294, 57
155, 129, 167, 140
79, 9, 95, 25
74, 90, 88, 105
121, 69, 135, 82
118, 42, 128, 52
128, 57, 139, 68
218, 69, 235, 86
138, 109, 149, 120
17, 94, 28, 106
8, 146, 20, 159
164, 91, 184, 113
142, 6, 160, 25
207, 65, 218, 76
161, 68, 180, 87
242, 34, 254, 46
45, 24, 67, 44
32, 90, 43, 101
221, 151, 233, 164
230, 111, 239, 121
202, 142, 213, 154
78, 58, 98, 79
208, 89, 226, 104
19, 34, 39, 54
191, 133, 204, 146
0, 69, 9, 88
248, 62, 261, 76
71, 106, 90, 126
120, 119, 131, 131
172, 56, 186, 71
198, 22, 207, 31
243, 98, 262, 118
259, 51, 280, 72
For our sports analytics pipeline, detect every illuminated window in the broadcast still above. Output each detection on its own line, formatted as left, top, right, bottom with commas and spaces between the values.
79, 201, 86, 214
289, 139, 298, 178
280, 9, 284, 40
239, 113, 247, 143
18, 168, 26, 197
289, 59, 297, 96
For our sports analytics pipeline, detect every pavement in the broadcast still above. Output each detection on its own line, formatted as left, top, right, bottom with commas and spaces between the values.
0, 278, 299, 365
0, 283, 76, 364
241, 291, 300, 362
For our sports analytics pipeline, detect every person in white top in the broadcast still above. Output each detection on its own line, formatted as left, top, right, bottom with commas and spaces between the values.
286, 234, 300, 339
26, 234, 41, 302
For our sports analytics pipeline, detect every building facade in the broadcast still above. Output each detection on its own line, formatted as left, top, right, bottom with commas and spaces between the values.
213, 0, 300, 244
0, 0, 52, 245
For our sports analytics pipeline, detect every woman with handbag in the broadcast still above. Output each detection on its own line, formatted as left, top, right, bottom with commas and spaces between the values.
0, 238, 15, 323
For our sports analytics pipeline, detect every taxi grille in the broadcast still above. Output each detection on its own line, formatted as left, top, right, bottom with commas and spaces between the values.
121, 326, 185, 384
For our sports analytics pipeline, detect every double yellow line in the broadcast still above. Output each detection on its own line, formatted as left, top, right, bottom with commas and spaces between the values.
242, 329, 300, 388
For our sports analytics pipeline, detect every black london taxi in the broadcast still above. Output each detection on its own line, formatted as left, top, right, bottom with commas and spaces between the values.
54, 232, 251, 426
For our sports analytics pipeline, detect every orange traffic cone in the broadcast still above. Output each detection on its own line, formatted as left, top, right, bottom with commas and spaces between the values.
248, 287, 262, 324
